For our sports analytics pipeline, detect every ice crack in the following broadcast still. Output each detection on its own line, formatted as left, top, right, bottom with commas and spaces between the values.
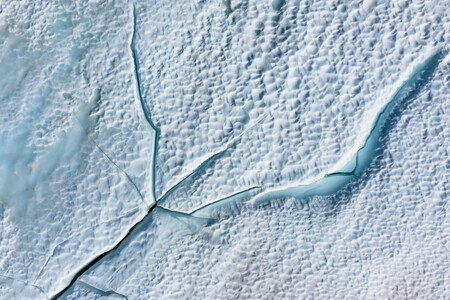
50, 203, 158, 299
251, 48, 443, 206
158, 112, 270, 204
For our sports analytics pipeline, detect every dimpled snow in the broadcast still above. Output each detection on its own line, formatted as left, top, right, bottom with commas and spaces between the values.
0, 0, 449, 299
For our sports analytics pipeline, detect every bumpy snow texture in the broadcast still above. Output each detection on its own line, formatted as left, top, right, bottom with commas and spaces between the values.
0, 0, 449, 299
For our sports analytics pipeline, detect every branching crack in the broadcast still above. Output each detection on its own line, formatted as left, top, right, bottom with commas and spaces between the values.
158, 112, 270, 204
34, 208, 139, 286
50, 203, 158, 299
49, 2, 445, 298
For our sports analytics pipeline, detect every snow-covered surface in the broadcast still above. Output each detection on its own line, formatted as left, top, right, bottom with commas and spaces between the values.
0, 0, 449, 299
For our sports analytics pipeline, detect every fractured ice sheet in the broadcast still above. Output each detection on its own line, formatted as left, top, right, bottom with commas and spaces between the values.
1, 0, 449, 299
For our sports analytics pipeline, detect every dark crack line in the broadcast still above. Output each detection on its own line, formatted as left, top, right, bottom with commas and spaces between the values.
326, 49, 443, 179
50, 203, 158, 299
34, 207, 139, 285
50, 5, 444, 299
130, 1, 160, 202
51, 43, 443, 299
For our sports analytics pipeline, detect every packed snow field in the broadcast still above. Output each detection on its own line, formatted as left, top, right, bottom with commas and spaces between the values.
0, 0, 448, 299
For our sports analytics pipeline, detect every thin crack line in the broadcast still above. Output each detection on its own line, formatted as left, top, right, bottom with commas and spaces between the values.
156, 206, 216, 231
157, 112, 270, 204
88, 134, 147, 205
0, 275, 49, 300
33, 207, 140, 285
34, 239, 68, 285
189, 185, 262, 215
158, 206, 215, 222
157, 149, 227, 203
74, 114, 147, 207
